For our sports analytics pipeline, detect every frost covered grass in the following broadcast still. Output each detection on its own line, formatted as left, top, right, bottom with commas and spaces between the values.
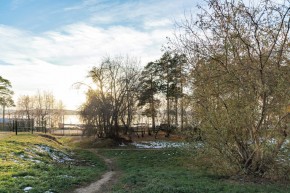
0, 133, 106, 193
100, 148, 290, 193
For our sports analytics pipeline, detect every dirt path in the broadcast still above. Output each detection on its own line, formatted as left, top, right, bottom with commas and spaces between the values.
74, 150, 118, 193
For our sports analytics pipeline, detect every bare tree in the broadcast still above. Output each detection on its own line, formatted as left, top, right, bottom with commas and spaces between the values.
51, 100, 65, 128
172, 0, 290, 177
80, 56, 140, 139
16, 91, 64, 133
17, 95, 35, 120
35, 91, 55, 132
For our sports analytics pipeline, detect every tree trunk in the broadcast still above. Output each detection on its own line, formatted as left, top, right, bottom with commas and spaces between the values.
166, 61, 170, 126
175, 97, 178, 127
2, 105, 5, 131
167, 96, 170, 125
150, 94, 155, 135
180, 81, 184, 131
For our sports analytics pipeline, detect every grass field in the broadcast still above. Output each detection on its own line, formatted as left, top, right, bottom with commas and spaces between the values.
1, 133, 289, 193
0, 133, 106, 193
100, 148, 290, 193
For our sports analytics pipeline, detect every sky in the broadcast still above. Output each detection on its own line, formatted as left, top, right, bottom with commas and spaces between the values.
0, 0, 197, 110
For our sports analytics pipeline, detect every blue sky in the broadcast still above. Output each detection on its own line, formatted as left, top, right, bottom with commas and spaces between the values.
0, 0, 197, 109
0, 0, 194, 32
0, 0, 87, 31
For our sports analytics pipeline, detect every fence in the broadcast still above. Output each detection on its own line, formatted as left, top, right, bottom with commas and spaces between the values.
0, 119, 47, 135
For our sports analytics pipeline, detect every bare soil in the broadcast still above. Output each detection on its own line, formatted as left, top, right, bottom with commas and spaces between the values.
74, 149, 119, 193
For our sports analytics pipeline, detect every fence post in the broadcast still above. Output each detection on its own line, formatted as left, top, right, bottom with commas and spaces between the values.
15, 120, 18, 135
44, 120, 47, 134
31, 119, 34, 134
12, 120, 14, 132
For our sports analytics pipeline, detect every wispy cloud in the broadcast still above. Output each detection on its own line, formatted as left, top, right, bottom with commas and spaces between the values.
144, 18, 173, 29
0, 22, 171, 108
0, 0, 196, 109
0, 22, 169, 65
64, 0, 110, 11
11, 0, 28, 10
65, 0, 194, 29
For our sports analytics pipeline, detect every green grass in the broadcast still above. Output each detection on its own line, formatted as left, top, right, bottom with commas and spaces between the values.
0, 133, 107, 193
1, 133, 288, 192
100, 148, 290, 193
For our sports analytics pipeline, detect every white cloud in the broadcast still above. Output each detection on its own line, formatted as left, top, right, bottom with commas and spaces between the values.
64, 0, 111, 12
0, 22, 172, 109
65, 0, 194, 29
144, 18, 173, 29
1, 0, 197, 109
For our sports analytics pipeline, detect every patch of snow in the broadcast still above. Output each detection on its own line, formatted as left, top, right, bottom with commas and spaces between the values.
13, 144, 74, 165
44, 191, 54, 193
194, 142, 204, 149
131, 141, 188, 149
119, 143, 127, 147
13, 159, 19, 163
16, 153, 43, 164
32, 159, 42, 163
23, 187, 33, 192
35, 145, 74, 163
268, 138, 277, 144
282, 139, 289, 147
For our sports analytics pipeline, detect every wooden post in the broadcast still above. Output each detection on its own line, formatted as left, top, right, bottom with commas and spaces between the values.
44, 120, 47, 134
63, 115, 65, 136
15, 120, 18, 135
2, 105, 5, 131
31, 119, 34, 134
12, 120, 14, 132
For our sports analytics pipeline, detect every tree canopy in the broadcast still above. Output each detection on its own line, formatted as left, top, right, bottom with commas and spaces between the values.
0, 76, 14, 108
171, 0, 290, 176
80, 56, 140, 139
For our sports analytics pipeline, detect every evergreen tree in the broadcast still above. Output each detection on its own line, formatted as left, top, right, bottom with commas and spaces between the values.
138, 62, 161, 134
0, 76, 14, 130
